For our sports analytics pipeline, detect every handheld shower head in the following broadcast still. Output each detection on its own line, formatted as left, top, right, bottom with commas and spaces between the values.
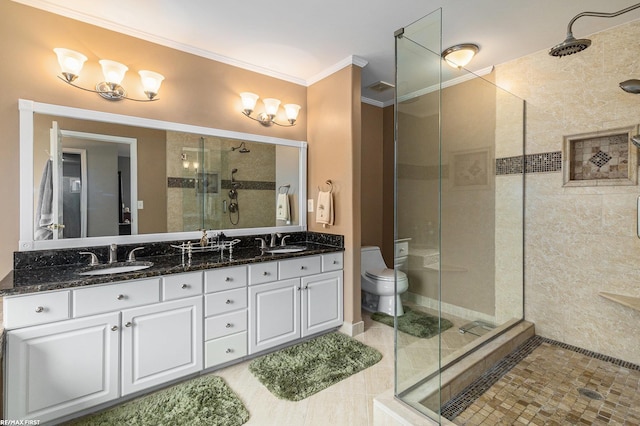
231, 168, 238, 183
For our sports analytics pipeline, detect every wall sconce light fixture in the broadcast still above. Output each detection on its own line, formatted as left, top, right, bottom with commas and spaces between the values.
441, 43, 479, 69
240, 92, 301, 127
54, 48, 164, 102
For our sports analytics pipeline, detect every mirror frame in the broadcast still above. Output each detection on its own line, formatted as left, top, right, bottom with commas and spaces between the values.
19, 99, 308, 251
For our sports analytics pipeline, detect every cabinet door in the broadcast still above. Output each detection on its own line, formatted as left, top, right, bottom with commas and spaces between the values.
301, 271, 343, 337
248, 279, 300, 354
121, 296, 203, 396
6, 312, 120, 423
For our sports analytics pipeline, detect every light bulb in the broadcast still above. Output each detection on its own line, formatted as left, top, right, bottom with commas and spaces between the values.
99, 59, 128, 85
262, 98, 281, 118
138, 70, 164, 100
53, 48, 87, 82
284, 104, 301, 124
240, 92, 259, 115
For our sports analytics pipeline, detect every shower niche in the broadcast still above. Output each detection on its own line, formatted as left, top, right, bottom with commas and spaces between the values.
562, 125, 638, 187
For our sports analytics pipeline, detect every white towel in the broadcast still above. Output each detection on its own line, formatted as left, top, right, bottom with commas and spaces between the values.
276, 193, 290, 223
316, 191, 334, 227
34, 159, 53, 240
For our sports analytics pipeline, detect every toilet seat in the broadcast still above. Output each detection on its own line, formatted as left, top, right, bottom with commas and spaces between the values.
365, 268, 406, 282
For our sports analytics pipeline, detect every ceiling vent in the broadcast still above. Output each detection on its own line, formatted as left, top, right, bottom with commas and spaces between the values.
367, 81, 395, 92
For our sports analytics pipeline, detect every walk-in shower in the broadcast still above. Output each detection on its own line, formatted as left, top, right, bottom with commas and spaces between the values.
394, 8, 524, 423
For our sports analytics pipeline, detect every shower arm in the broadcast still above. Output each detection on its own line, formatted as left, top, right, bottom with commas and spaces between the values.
565, 3, 640, 38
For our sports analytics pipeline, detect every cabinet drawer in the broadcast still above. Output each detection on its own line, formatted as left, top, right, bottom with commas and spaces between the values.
322, 252, 343, 272
248, 261, 278, 285
278, 256, 321, 280
205, 310, 247, 340
162, 271, 203, 301
72, 278, 161, 317
205, 266, 247, 293
205, 332, 247, 368
3, 291, 70, 330
395, 240, 409, 257
205, 287, 247, 316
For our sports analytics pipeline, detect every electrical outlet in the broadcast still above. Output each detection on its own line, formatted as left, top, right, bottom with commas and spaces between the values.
307, 199, 314, 212
137, 200, 144, 209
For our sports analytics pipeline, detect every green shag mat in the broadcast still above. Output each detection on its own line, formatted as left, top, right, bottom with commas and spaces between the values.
371, 306, 453, 338
68, 375, 249, 426
249, 332, 382, 401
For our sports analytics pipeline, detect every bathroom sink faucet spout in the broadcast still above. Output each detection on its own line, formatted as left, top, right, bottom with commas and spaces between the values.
109, 244, 117, 264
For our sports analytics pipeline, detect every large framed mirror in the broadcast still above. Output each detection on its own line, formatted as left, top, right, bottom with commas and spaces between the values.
19, 99, 307, 250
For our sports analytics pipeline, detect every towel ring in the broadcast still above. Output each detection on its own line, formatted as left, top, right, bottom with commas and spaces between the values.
318, 180, 333, 193
278, 184, 290, 194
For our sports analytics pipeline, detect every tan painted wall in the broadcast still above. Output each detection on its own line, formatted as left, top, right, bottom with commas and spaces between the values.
382, 105, 395, 266
361, 103, 384, 250
0, 1, 306, 277
308, 65, 362, 328
496, 20, 640, 364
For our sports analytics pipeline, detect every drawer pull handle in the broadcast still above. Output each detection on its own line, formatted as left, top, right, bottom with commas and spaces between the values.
333, 260, 339, 264
296, 287, 301, 291
225, 348, 233, 353
262, 271, 269, 276
181, 284, 189, 289
125, 322, 133, 327
226, 323, 233, 328
225, 277, 232, 282
35, 306, 44, 313
117, 294, 125, 300
111, 326, 118, 331
225, 299, 233, 304
300, 266, 306, 270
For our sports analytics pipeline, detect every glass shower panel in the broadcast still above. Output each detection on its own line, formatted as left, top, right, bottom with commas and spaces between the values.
394, 8, 443, 423
395, 7, 524, 423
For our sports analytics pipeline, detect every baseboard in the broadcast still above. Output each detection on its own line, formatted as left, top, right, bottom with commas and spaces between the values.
339, 320, 364, 337
405, 292, 495, 324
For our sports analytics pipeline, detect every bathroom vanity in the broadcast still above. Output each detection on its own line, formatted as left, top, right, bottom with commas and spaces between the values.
1, 234, 343, 423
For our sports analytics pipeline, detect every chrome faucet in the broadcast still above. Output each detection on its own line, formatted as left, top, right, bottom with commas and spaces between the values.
255, 237, 268, 249
127, 247, 144, 262
109, 243, 118, 264
269, 233, 282, 248
280, 235, 290, 246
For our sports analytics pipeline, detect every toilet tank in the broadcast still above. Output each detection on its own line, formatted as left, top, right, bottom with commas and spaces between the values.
360, 246, 387, 275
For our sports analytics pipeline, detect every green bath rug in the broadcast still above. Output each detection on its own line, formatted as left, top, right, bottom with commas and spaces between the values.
371, 306, 453, 338
68, 375, 249, 426
249, 332, 382, 401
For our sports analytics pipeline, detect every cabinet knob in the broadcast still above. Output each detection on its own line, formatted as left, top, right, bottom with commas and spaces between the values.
117, 294, 125, 300
225, 348, 233, 353
304, 285, 309, 290
111, 326, 118, 331
296, 287, 301, 291
225, 299, 233, 304
262, 271, 269, 276
300, 266, 306, 270
333, 260, 339, 264
225, 277, 232, 282
35, 306, 44, 313
125, 322, 133, 327
226, 323, 233, 328
181, 284, 189, 289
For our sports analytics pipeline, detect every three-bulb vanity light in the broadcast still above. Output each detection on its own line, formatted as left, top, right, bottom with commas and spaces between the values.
240, 92, 300, 127
53, 48, 164, 102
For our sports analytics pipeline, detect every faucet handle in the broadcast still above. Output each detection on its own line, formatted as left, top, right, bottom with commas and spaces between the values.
79, 251, 100, 266
255, 238, 267, 249
127, 247, 145, 262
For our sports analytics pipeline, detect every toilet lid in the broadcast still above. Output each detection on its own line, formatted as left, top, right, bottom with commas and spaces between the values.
365, 268, 406, 281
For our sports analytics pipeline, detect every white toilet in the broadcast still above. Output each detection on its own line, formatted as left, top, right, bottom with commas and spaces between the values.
361, 246, 409, 316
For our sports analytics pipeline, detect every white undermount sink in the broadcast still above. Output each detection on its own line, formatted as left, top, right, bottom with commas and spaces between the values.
263, 246, 307, 254
78, 261, 154, 276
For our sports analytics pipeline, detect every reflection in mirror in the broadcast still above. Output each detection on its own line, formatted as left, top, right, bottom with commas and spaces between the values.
20, 100, 307, 251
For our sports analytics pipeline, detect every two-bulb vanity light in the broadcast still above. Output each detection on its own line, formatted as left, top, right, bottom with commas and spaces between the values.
240, 92, 300, 127
53, 48, 164, 102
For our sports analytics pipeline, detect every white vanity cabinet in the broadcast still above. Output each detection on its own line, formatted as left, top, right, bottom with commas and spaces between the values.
4, 272, 203, 423
248, 253, 343, 354
203, 266, 248, 369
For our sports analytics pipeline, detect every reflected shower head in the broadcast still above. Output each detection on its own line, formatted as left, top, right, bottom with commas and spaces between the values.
549, 34, 591, 57
631, 135, 640, 149
231, 141, 250, 153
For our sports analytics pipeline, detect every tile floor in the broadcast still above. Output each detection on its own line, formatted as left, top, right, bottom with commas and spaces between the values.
444, 336, 640, 425
216, 306, 474, 426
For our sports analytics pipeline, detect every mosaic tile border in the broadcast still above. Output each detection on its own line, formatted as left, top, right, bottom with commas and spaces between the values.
440, 335, 640, 421
496, 151, 562, 175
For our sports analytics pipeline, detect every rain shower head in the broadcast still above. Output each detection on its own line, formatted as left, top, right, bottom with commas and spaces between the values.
231, 141, 250, 153
549, 35, 591, 57
620, 79, 640, 94
549, 3, 640, 57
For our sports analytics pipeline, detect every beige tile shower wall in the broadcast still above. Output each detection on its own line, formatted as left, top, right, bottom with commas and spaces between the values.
495, 20, 640, 364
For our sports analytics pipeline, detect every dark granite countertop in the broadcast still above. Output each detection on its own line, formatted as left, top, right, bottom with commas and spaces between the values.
0, 232, 344, 296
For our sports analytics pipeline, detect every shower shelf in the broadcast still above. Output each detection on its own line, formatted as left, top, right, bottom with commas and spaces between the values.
599, 292, 640, 312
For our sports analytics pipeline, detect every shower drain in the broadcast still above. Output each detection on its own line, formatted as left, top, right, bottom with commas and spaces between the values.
577, 388, 604, 400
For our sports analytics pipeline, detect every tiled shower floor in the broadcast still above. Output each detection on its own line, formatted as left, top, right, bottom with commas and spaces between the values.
442, 336, 640, 425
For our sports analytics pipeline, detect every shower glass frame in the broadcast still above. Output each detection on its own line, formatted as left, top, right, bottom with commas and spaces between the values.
394, 8, 525, 423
